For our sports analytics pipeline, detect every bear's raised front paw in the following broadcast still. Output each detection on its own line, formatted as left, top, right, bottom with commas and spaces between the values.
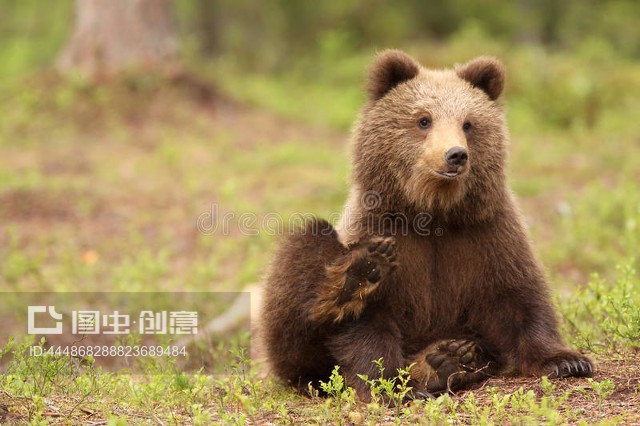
423, 339, 494, 394
542, 352, 594, 379
313, 236, 399, 322
337, 237, 397, 305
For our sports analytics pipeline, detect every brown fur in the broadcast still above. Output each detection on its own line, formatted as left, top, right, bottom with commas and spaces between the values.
260, 50, 593, 401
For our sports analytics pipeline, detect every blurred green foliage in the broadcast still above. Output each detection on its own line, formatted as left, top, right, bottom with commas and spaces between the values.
2, 0, 639, 85
0, 0, 638, 295
0, 0, 72, 85
562, 263, 640, 354
175, 0, 640, 71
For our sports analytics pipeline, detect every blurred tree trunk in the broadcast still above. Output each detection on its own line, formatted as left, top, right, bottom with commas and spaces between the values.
57, 0, 179, 79
197, 0, 219, 55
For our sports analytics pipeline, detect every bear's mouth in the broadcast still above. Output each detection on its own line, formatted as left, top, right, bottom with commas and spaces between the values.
436, 167, 466, 179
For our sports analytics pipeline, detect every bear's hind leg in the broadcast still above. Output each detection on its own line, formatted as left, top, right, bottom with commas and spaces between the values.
327, 315, 407, 402
262, 220, 398, 388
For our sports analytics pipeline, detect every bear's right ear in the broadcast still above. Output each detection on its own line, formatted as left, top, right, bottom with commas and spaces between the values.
367, 50, 420, 101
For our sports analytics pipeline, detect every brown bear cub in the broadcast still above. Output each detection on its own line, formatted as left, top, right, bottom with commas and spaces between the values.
261, 50, 593, 401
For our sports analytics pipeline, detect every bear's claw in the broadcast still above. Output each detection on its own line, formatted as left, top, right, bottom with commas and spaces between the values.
544, 354, 593, 378
403, 390, 435, 403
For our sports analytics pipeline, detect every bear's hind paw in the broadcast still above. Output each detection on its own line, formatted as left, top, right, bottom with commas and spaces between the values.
414, 339, 496, 395
540, 352, 594, 379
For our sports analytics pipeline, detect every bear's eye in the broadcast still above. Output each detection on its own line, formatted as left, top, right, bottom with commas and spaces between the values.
462, 121, 473, 132
418, 117, 432, 129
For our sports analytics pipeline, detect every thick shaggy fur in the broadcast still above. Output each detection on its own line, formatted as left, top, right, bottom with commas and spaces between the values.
261, 50, 593, 401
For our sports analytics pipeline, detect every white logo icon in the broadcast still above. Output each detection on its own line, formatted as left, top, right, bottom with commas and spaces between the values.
28, 305, 63, 334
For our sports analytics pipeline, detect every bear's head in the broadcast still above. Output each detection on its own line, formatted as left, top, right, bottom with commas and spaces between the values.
352, 50, 509, 222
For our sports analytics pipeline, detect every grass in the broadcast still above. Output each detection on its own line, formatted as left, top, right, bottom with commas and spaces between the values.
1, 33, 640, 423
2, 338, 638, 424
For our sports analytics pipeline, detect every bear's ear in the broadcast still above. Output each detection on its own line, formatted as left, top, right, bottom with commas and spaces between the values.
367, 50, 420, 101
456, 56, 505, 101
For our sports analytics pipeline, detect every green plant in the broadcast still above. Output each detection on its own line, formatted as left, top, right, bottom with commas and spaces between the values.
356, 358, 414, 415
562, 263, 640, 353
588, 378, 615, 412
319, 366, 348, 424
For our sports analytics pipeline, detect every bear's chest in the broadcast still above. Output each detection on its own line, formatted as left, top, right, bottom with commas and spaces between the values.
384, 230, 487, 342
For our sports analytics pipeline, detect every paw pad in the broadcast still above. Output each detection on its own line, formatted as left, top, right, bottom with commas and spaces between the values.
337, 237, 398, 305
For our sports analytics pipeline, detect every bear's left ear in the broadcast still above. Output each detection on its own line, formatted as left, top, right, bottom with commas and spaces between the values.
456, 56, 505, 101
367, 50, 421, 101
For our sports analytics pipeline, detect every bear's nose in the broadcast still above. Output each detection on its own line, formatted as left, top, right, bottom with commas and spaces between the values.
444, 147, 468, 167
